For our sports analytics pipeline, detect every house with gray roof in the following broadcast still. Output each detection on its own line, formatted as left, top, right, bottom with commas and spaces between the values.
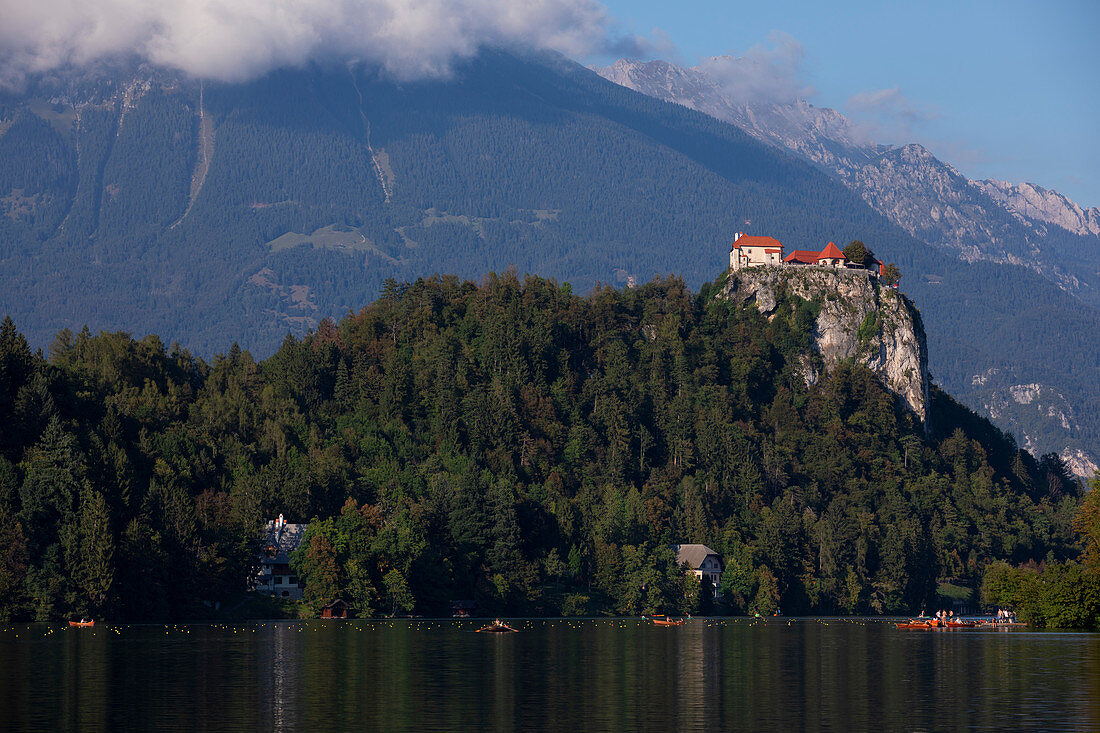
255, 514, 308, 600
673, 544, 723, 599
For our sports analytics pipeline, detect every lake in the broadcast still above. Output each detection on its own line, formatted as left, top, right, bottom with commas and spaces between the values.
1, 618, 1096, 731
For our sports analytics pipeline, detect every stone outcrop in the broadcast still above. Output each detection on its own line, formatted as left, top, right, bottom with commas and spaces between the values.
720, 266, 929, 425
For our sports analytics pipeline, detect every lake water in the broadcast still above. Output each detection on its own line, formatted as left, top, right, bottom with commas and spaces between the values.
0, 617, 1096, 731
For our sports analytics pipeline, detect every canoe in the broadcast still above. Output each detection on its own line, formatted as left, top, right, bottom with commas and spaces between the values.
946, 621, 976, 629
68, 620, 95, 628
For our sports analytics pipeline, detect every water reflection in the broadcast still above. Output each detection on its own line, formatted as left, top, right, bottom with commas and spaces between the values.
0, 619, 1097, 731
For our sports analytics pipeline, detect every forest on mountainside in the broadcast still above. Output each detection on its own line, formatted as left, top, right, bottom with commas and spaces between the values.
0, 271, 1094, 625
3, 53, 1100, 470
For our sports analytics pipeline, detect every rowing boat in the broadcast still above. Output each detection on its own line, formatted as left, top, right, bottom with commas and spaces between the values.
476, 620, 517, 633
68, 620, 95, 628
650, 615, 684, 627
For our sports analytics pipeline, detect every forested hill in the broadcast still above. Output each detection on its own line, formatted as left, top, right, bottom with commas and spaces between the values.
2, 50, 1098, 471
0, 272, 1085, 621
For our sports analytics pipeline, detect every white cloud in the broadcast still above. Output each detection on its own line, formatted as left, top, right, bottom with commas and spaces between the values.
845, 86, 939, 142
0, 0, 614, 84
693, 31, 814, 105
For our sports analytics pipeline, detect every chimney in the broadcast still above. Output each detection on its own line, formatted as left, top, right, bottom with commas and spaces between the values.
734, 232, 742, 242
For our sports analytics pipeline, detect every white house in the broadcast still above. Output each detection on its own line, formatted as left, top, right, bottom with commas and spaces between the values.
673, 544, 723, 598
729, 233, 784, 271
255, 514, 308, 600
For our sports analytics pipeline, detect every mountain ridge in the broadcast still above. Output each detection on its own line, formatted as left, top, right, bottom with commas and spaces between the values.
597, 58, 1100, 241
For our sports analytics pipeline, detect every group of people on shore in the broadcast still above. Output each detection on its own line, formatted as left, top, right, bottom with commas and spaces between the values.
994, 608, 1018, 623
932, 610, 958, 625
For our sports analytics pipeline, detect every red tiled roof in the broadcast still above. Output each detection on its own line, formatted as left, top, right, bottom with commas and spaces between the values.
731, 235, 783, 250
819, 241, 845, 260
783, 250, 820, 263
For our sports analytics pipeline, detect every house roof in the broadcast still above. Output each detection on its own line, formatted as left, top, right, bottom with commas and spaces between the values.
672, 544, 720, 569
819, 241, 846, 260
783, 250, 820, 263
261, 521, 308, 564
732, 235, 783, 251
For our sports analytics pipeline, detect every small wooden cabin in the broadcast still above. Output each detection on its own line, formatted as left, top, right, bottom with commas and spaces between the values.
320, 599, 351, 619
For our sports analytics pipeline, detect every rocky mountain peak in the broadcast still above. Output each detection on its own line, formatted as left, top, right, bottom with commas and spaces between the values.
976, 179, 1100, 236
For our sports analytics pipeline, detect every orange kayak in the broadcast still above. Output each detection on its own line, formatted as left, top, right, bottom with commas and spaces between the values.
68, 620, 95, 628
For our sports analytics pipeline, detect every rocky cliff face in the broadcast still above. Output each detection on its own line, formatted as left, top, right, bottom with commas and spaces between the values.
976, 179, 1100, 237
719, 266, 929, 424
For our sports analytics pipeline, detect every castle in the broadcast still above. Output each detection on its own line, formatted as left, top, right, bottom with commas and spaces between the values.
729, 232, 887, 279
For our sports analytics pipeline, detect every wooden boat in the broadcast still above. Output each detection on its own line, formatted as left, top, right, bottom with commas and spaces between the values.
945, 621, 977, 629
476, 620, 518, 633
895, 618, 939, 630
649, 615, 684, 627
68, 620, 95, 628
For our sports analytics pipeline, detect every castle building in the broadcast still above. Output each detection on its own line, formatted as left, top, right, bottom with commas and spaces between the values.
729, 232, 784, 271
732, 235, 893, 285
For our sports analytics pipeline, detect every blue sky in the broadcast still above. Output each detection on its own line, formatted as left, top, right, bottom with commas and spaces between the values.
594, 0, 1100, 207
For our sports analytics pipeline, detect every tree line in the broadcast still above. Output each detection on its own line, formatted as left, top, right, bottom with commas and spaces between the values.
0, 270, 1094, 624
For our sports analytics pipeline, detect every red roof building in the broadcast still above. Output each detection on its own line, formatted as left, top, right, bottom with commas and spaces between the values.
783, 250, 821, 265
782, 242, 847, 268
729, 232, 784, 271
819, 242, 845, 261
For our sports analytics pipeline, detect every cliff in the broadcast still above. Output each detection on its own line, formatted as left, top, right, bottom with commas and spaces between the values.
720, 266, 930, 425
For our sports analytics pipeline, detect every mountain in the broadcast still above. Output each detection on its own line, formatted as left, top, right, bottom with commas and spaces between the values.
597, 57, 1100, 474
1, 51, 1099, 472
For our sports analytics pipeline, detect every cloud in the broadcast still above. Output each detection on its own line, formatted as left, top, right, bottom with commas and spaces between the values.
603, 27, 678, 63
845, 86, 939, 142
693, 31, 814, 105
0, 0, 615, 85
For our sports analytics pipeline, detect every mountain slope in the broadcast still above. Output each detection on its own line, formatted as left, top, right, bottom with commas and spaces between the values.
1, 51, 1099, 470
